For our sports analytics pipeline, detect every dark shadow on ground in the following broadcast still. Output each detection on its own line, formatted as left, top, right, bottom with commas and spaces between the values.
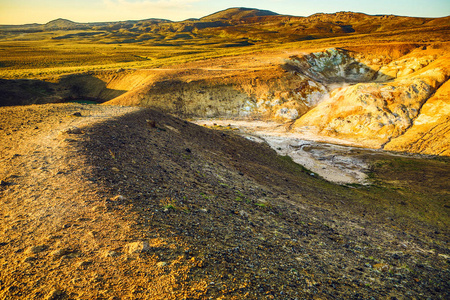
0, 75, 127, 106
74, 107, 449, 299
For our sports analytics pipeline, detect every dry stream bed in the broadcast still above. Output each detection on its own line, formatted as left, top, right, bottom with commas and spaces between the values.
193, 119, 426, 186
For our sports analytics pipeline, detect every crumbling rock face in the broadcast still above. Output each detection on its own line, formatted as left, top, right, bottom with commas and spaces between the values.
293, 79, 435, 147
293, 55, 449, 150
106, 68, 330, 121
286, 48, 381, 83
384, 79, 450, 156
250, 78, 328, 121
110, 79, 251, 118
375, 55, 436, 81
104, 48, 449, 156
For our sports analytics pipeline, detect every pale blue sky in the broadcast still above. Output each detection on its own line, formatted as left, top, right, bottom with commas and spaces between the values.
1, 0, 449, 25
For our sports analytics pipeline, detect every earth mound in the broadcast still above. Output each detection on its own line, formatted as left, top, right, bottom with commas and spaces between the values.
44, 18, 86, 30
0, 103, 449, 299
201, 7, 279, 22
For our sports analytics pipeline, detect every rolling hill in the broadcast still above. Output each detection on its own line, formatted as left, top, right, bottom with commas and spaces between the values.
1, 7, 448, 44
0, 7, 450, 300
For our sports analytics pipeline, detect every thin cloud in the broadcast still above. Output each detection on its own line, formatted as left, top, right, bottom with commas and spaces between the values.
102, 0, 204, 20
104, 0, 200, 11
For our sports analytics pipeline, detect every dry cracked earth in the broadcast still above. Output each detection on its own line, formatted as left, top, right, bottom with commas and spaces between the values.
0, 103, 449, 300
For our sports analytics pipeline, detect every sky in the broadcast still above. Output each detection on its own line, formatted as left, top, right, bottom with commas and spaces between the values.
0, 0, 449, 25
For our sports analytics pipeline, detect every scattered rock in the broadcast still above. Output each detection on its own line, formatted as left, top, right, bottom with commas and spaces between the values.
78, 260, 93, 268
46, 288, 64, 300
61, 127, 83, 134
91, 273, 103, 282
26, 245, 48, 254
391, 252, 403, 259
156, 261, 167, 267
51, 248, 71, 258
72, 112, 82, 117
146, 119, 156, 128
71, 277, 82, 284
305, 278, 319, 288
104, 250, 121, 258
125, 241, 150, 254
373, 263, 390, 272
23, 256, 37, 263
91, 205, 105, 212
111, 195, 126, 202
239, 210, 249, 218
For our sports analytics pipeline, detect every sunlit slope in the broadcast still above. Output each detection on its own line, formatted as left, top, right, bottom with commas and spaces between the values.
292, 51, 450, 152
385, 77, 450, 155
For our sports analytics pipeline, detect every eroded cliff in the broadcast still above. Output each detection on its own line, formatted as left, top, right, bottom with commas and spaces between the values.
292, 49, 449, 151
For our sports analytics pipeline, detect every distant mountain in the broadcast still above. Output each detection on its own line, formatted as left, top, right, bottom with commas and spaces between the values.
44, 18, 87, 30
201, 7, 279, 21
0, 8, 446, 45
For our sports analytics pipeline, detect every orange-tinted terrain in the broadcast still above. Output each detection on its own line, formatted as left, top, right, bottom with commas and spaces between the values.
0, 8, 449, 299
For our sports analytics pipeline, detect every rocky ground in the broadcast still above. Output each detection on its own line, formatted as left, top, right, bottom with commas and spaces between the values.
193, 119, 373, 185
0, 103, 449, 299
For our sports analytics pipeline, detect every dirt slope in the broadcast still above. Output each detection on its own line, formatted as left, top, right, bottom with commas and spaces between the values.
385, 78, 450, 155
0, 103, 449, 299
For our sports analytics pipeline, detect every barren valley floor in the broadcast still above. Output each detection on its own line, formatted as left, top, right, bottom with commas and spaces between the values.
1, 7, 449, 299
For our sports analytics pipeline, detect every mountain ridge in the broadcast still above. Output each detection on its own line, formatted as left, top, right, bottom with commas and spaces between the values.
2, 7, 447, 29
1, 7, 443, 46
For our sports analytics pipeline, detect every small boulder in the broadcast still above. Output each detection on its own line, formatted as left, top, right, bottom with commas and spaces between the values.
23, 256, 37, 263
126, 241, 150, 254
50, 248, 71, 258
104, 250, 121, 258
373, 263, 389, 272
46, 289, 64, 300
146, 120, 156, 128
111, 195, 126, 201
27, 245, 48, 254
239, 210, 249, 218
60, 127, 82, 135
156, 261, 167, 267
77, 260, 93, 269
